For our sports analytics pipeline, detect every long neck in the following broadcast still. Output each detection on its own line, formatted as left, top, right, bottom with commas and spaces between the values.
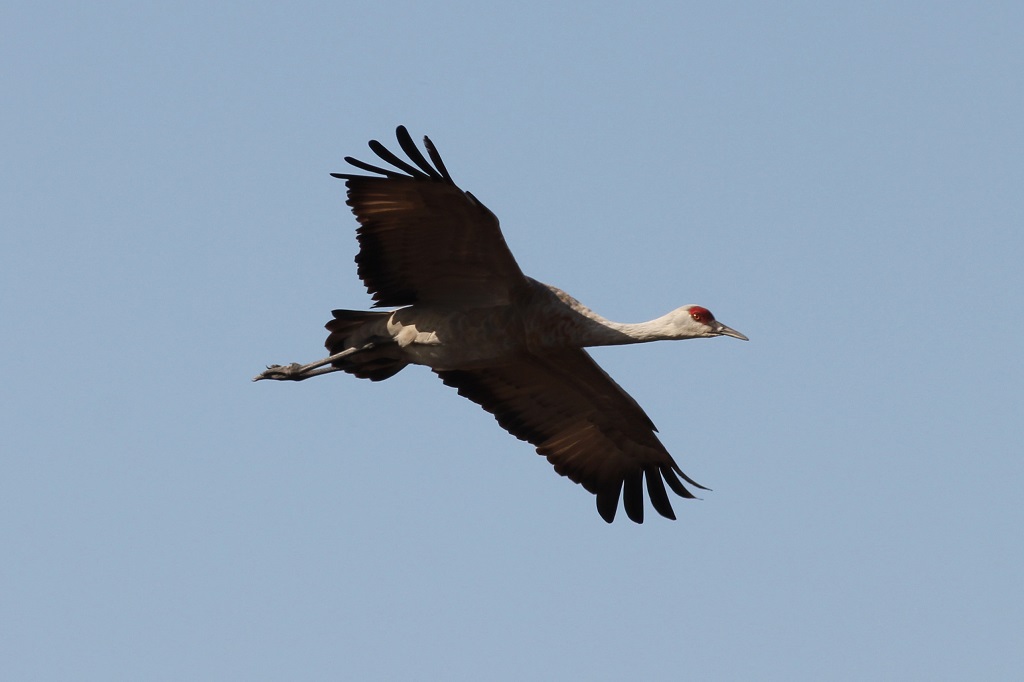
533, 280, 692, 347
572, 310, 683, 346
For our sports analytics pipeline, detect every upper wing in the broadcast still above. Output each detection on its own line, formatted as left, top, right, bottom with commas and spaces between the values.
435, 349, 708, 523
331, 126, 528, 308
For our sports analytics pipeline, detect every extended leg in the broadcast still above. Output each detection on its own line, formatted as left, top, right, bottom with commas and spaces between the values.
252, 345, 371, 382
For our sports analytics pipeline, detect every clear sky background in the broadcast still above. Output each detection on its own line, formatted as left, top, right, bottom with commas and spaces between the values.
3, 2, 1022, 680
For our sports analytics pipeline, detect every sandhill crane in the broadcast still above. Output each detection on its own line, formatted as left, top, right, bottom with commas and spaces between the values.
255, 126, 747, 523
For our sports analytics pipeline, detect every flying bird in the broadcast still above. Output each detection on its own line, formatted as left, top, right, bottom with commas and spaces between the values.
255, 126, 747, 523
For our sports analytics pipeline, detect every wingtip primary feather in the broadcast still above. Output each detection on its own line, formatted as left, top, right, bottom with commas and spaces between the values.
645, 467, 677, 520
340, 155, 405, 178
596, 485, 621, 523
423, 135, 453, 182
622, 470, 645, 523
672, 463, 711, 492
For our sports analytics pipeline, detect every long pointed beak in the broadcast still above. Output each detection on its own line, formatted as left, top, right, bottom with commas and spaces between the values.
714, 321, 749, 341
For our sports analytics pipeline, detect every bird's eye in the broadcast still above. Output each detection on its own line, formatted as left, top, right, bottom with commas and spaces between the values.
689, 306, 714, 324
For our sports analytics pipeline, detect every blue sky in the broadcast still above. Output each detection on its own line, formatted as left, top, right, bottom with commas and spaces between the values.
3, 2, 1022, 679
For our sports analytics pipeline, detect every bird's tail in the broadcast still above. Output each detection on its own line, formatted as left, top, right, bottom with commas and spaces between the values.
324, 309, 407, 381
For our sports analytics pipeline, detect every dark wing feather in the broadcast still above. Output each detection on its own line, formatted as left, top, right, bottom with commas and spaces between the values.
435, 349, 707, 523
332, 126, 527, 308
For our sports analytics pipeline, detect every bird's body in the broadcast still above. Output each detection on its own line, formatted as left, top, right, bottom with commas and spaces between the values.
256, 126, 747, 523
330, 277, 720, 369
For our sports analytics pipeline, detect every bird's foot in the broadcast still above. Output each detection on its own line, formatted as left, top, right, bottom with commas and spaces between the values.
252, 363, 309, 382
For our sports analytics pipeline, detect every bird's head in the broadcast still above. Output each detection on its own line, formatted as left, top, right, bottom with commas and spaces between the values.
666, 305, 749, 340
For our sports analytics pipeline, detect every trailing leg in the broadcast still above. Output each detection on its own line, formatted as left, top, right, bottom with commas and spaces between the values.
252, 346, 368, 382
